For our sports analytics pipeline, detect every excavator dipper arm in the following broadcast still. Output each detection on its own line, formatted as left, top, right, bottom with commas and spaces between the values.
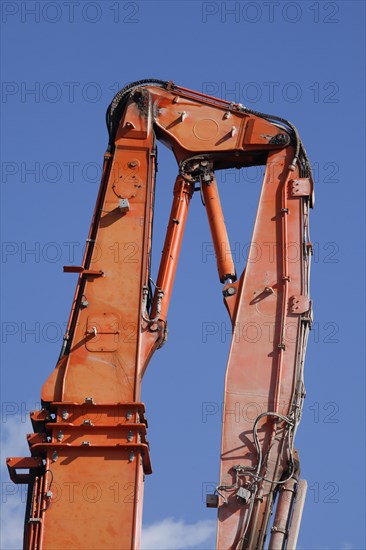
7, 80, 313, 550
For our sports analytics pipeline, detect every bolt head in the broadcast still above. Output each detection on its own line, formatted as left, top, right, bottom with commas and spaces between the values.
223, 286, 236, 297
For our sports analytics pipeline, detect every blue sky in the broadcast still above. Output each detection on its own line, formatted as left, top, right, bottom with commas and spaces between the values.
1, 1, 365, 549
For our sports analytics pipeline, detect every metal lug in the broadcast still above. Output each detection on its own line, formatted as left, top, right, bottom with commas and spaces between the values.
206, 494, 219, 508
119, 198, 130, 213
236, 487, 251, 504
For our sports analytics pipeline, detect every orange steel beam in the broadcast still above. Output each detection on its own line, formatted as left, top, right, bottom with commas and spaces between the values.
7, 80, 313, 549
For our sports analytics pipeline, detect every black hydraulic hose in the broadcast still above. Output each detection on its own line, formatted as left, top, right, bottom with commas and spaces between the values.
106, 79, 168, 147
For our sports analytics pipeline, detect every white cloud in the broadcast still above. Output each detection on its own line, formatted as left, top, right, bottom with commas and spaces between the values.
141, 517, 216, 550
1, 416, 31, 550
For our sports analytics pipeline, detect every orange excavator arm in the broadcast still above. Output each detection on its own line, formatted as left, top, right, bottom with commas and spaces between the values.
7, 79, 313, 549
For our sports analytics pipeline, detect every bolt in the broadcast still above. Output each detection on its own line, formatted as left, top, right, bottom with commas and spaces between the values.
223, 286, 236, 297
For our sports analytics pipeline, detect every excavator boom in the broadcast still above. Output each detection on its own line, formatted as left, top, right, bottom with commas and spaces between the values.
7, 80, 313, 549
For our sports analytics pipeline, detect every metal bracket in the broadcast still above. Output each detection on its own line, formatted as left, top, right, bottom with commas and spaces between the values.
289, 295, 311, 314
206, 494, 219, 508
63, 266, 104, 276
7, 457, 44, 484
27, 433, 47, 447
289, 178, 314, 206
28, 518, 42, 524
30, 409, 50, 433
271, 526, 288, 535
119, 198, 130, 213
